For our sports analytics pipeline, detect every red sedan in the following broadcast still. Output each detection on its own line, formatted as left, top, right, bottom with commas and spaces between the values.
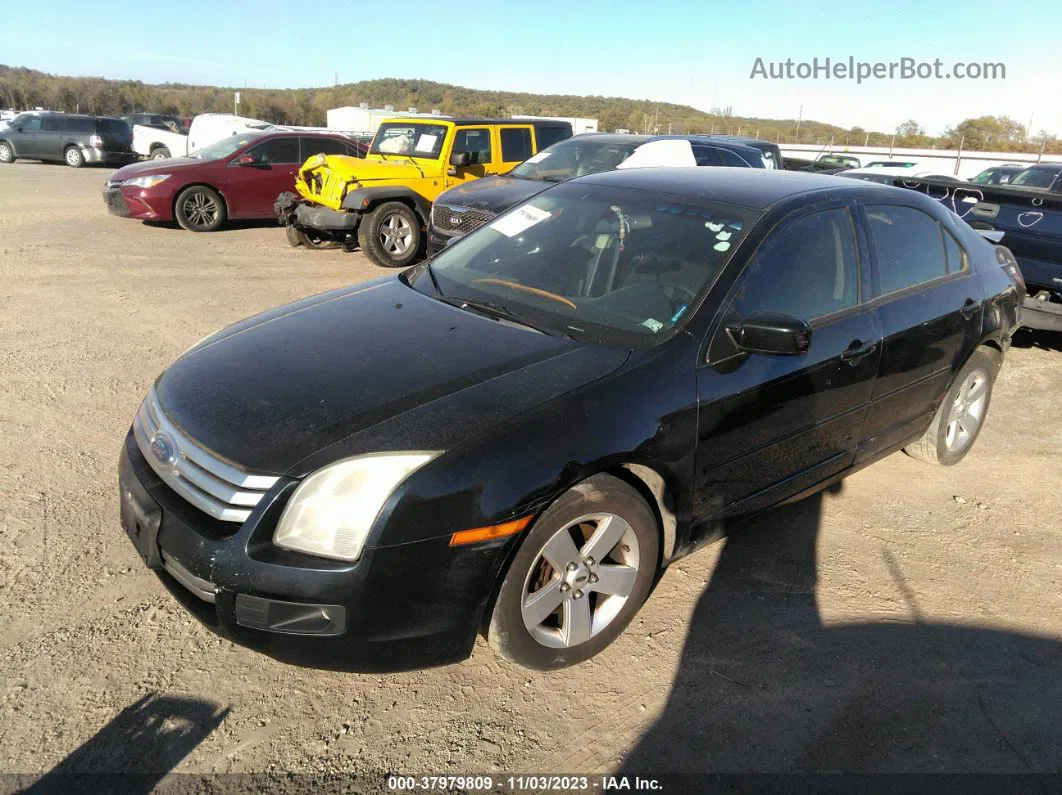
103, 130, 366, 232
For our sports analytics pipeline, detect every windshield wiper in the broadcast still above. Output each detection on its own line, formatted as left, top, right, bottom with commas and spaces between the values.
424, 261, 443, 295
451, 298, 561, 335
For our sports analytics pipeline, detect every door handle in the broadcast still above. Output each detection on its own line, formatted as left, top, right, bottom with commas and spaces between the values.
959, 299, 982, 319
840, 340, 878, 364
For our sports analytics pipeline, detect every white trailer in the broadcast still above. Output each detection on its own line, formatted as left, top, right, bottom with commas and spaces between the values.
327, 105, 441, 136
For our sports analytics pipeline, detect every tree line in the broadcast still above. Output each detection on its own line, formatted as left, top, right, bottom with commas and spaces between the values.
1, 66, 1058, 154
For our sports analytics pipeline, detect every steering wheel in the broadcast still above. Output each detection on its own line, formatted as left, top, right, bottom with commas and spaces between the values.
472, 278, 577, 309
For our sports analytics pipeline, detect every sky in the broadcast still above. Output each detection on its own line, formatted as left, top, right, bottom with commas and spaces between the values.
3, 0, 1060, 136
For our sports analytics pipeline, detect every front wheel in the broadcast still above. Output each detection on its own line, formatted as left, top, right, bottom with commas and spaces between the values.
286, 224, 339, 250
357, 201, 422, 267
174, 186, 226, 232
0, 141, 14, 163
487, 474, 659, 670
904, 347, 1001, 466
64, 146, 84, 168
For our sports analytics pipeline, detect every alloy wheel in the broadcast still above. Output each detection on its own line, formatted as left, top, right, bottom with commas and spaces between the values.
65, 147, 81, 166
183, 192, 219, 229
378, 213, 413, 257
0, 143, 11, 162
520, 512, 641, 649
945, 370, 988, 452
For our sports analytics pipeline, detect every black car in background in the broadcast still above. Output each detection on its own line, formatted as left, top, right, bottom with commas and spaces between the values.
118, 168, 1022, 673
969, 164, 1028, 186
428, 134, 768, 253
122, 113, 188, 134
0, 112, 136, 167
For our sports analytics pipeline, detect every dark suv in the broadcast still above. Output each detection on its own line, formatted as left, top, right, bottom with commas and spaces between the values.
122, 113, 188, 133
0, 113, 136, 167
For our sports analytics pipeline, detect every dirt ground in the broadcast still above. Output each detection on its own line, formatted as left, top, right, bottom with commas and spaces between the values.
0, 162, 1060, 788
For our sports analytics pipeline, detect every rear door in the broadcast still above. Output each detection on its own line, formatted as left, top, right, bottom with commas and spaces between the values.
495, 125, 535, 173
40, 115, 65, 160
224, 135, 301, 217
857, 202, 985, 460
693, 202, 880, 540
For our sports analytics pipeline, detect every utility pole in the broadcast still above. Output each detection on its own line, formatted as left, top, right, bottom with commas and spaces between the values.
1027, 112, 1034, 142
954, 134, 965, 174
864, 131, 870, 146
335, 71, 339, 86
795, 105, 803, 142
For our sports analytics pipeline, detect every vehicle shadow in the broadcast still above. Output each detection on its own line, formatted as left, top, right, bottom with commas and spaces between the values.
1012, 327, 1062, 353
620, 485, 1062, 783
140, 219, 282, 233
21, 692, 229, 794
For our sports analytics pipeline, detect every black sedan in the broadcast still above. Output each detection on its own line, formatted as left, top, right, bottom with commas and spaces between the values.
118, 168, 1023, 671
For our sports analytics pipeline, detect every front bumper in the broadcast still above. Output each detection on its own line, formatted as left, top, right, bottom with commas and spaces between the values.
103, 183, 173, 221
293, 202, 360, 232
118, 433, 515, 671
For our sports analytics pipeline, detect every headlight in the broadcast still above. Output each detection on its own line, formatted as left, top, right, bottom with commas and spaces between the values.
274, 452, 441, 562
125, 174, 170, 189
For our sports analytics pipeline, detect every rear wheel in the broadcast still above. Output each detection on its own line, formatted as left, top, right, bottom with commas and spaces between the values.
0, 141, 14, 163
150, 146, 171, 160
64, 146, 84, 168
487, 474, 659, 670
175, 186, 225, 232
286, 224, 339, 250
357, 201, 421, 267
904, 347, 1001, 466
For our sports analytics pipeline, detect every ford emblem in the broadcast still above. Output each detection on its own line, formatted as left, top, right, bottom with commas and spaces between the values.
149, 432, 179, 470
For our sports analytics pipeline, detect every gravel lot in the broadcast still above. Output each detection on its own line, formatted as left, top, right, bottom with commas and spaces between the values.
1, 162, 1060, 788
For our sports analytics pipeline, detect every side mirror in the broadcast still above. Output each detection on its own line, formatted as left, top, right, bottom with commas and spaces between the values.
450, 151, 471, 167
726, 311, 811, 356
236, 153, 257, 166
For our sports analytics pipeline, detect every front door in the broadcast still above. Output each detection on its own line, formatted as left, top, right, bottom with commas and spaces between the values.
13, 115, 44, 157
224, 136, 301, 217
444, 127, 491, 189
693, 203, 880, 542
857, 202, 986, 459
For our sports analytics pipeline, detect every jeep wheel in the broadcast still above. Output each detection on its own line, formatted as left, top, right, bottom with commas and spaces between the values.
286, 225, 339, 250
0, 142, 14, 163
358, 201, 421, 268
175, 186, 226, 232
64, 146, 84, 168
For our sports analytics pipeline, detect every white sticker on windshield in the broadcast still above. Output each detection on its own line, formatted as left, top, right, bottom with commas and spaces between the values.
489, 203, 552, 237
642, 318, 665, 332
525, 151, 551, 164
415, 133, 438, 152
714, 241, 731, 252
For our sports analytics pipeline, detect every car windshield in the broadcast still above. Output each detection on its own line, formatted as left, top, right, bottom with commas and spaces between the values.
1011, 166, 1059, 189
509, 138, 642, 182
369, 123, 448, 158
414, 182, 756, 347
191, 133, 263, 160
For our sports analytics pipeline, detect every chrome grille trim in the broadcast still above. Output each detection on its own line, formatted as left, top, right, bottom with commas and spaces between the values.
134, 390, 279, 523
431, 203, 495, 236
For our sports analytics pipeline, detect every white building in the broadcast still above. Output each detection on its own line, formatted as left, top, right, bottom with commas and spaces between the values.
326, 104, 444, 135
511, 115, 599, 135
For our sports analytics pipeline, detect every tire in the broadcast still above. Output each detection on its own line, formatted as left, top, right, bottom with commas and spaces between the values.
357, 201, 422, 268
904, 346, 1002, 466
174, 186, 226, 232
64, 146, 84, 168
150, 146, 171, 160
286, 224, 339, 250
487, 474, 660, 670
0, 141, 14, 163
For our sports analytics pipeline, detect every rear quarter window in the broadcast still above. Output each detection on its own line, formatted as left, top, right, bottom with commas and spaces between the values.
500, 128, 533, 162
535, 126, 569, 150
64, 117, 96, 133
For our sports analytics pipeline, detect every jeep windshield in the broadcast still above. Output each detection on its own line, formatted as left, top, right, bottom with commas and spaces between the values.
508, 138, 643, 183
410, 181, 756, 347
191, 133, 264, 160
370, 123, 448, 158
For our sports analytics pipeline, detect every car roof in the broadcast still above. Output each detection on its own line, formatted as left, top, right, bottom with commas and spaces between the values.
575, 166, 893, 209
705, 134, 776, 146
566, 133, 652, 145
383, 117, 571, 126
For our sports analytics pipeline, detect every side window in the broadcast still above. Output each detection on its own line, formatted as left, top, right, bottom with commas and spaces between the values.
719, 149, 752, 167
246, 137, 300, 164
500, 128, 533, 162
865, 205, 949, 294
535, 126, 568, 150
20, 116, 43, 131
692, 145, 724, 166
43, 116, 63, 132
942, 228, 967, 274
452, 128, 492, 164
732, 208, 861, 322
300, 136, 350, 160
66, 117, 96, 134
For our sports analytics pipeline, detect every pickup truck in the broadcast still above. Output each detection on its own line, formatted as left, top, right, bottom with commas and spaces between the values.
892, 170, 1062, 331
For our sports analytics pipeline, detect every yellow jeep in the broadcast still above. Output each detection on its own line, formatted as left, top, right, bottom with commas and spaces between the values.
278, 117, 572, 267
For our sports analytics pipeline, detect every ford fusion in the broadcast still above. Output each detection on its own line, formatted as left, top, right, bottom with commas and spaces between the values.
119, 168, 1022, 671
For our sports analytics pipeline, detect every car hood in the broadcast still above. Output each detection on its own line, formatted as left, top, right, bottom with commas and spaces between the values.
154, 277, 629, 475
110, 156, 208, 181
435, 175, 552, 213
